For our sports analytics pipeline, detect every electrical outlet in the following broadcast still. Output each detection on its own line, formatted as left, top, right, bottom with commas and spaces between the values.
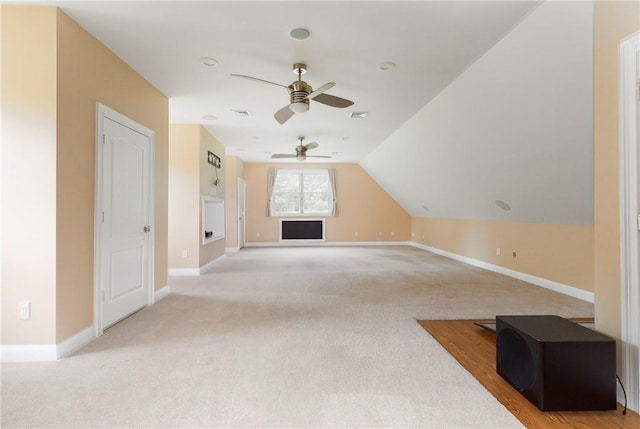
379, 232, 383, 237
391, 231, 395, 237
19, 301, 30, 320
181, 250, 188, 258
354, 231, 358, 237
411, 232, 415, 237
422, 233, 425, 239
256, 231, 260, 237
496, 248, 501, 256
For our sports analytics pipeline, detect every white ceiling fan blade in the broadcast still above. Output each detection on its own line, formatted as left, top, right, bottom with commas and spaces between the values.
274, 105, 295, 124
271, 154, 297, 158
304, 141, 319, 150
307, 82, 335, 100
305, 155, 332, 159
230, 74, 288, 88
313, 93, 354, 108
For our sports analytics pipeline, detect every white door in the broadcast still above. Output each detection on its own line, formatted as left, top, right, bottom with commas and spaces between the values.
238, 178, 246, 249
96, 104, 154, 332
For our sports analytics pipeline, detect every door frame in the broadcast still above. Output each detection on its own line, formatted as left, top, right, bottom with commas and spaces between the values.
94, 103, 155, 337
618, 31, 640, 412
238, 177, 246, 249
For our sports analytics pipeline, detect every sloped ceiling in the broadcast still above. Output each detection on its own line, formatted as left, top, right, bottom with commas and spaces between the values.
52, 0, 540, 163
44, 0, 592, 225
361, 1, 593, 224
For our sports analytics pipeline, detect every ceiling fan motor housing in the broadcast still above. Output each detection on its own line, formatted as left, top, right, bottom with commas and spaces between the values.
295, 145, 307, 158
288, 81, 311, 112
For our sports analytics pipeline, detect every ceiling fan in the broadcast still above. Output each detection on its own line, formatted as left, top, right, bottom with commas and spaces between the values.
271, 137, 332, 161
231, 63, 354, 124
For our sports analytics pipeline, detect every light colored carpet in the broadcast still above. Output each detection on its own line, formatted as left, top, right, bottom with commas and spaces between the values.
1, 246, 593, 428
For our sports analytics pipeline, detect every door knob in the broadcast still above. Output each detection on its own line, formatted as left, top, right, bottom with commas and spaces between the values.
144, 225, 151, 233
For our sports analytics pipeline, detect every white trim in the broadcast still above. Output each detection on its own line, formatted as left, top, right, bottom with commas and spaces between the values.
238, 177, 246, 249
56, 326, 95, 359
199, 254, 227, 274
411, 242, 594, 303
168, 268, 200, 276
168, 255, 228, 276
618, 31, 640, 413
2, 345, 57, 363
202, 196, 225, 245
94, 103, 156, 337
225, 247, 240, 253
154, 285, 171, 302
245, 241, 413, 248
2, 326, 96, 362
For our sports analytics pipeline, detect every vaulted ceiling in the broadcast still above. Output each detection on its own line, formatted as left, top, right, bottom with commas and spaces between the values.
49, 1, 593, 224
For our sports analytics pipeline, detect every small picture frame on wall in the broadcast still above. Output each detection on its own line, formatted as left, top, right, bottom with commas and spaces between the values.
207, 151, 221, 168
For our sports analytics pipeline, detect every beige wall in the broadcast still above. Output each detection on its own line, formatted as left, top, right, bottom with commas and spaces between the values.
168, 125, 226, 270
593, 1, 640, 338
56, 10, 169, 341
1, 6, 58, 345
244, 163, 410, 243
1, 6, 169, 345
198, 127, 225, 267
168, 125, 200, 269
224, 156, 245, 250
411, 217, 594, 293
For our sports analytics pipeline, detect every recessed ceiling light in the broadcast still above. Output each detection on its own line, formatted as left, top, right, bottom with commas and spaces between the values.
289, 27, 312, 41
200, 57, 218, 67
231, 109, 251, 117
378, 61, 396, 71
332, 152, 343, 155
349, 111, 369, 119
201, 115, 217, 120
496, 200, 511, 211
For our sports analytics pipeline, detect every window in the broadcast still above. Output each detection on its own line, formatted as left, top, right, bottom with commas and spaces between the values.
269, 169, 336, 216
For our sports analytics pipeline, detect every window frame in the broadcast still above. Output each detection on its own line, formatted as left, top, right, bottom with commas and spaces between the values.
269, 168, 334, 217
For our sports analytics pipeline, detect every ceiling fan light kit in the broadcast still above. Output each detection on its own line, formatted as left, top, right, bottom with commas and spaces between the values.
289, 102, 309, 113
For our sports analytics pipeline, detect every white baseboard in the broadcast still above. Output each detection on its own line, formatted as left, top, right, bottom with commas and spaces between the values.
4, 286, 172, 363
199, 254, 227, 274
411, 242, 594, 303
154, 285, 170, 302
168, 268, 200, 276
225, 247, 239, 253
56, 326, 95, 359
245, 241, 413, 247
2, 344, 57, 362
168, 255, 228, 276
2, 326, 96, 362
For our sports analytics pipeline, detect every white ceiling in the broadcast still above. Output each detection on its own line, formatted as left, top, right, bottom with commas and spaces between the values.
37, 1, 593, 224
361, 1, 594, 223
53, 0, 541, 163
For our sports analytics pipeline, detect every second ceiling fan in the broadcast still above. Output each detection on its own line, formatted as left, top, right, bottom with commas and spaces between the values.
231, 63, 354, 124
271, 137, 331, 161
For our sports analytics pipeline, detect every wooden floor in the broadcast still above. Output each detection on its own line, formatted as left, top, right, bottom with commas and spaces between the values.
418, 319, 640, 429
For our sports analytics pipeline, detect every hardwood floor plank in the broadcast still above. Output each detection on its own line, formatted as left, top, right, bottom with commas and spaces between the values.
418, 319, 639, 429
